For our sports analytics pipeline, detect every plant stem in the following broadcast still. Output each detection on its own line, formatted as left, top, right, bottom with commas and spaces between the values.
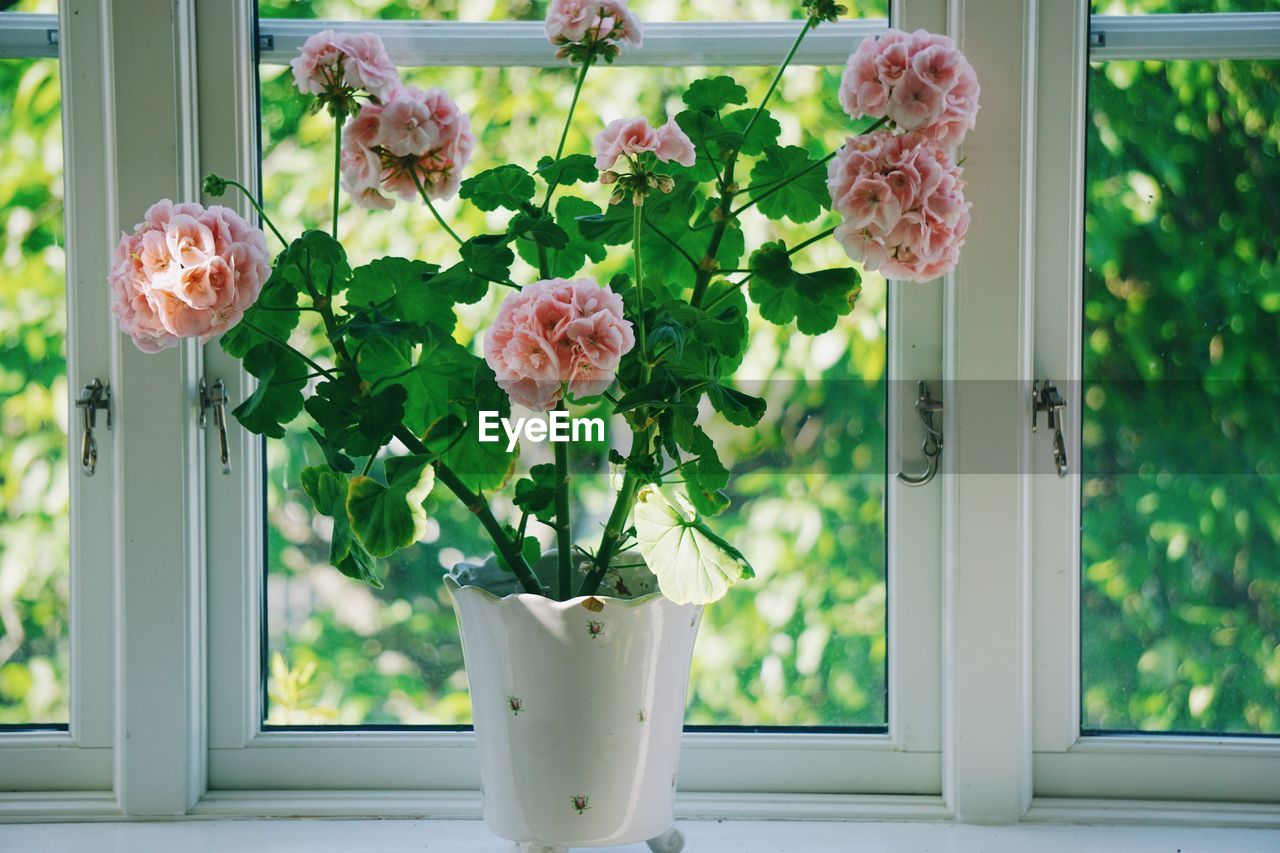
787, 225, 838, 256
690, 18, 823, 309
332, 111, 343, 239
242, 321, 336, 379
391, 425, 544, 596
221, 180, 288, 247
413, 171, 464, 246
633, 202, 649, 377
553, 400, 573, 600
578, 424, 652, 596
542, 56, 593, 213
740, 17, 815, 145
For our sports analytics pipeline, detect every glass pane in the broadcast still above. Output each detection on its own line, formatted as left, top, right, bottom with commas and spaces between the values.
1081, 57, 1280, 734
259, 57, 888, 727
0, 55, 69, 727
1094, 1, 1280, 13
257, 0, 889, 23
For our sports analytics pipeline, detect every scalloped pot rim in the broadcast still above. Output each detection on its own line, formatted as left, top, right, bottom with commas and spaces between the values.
444, 575, 671, 611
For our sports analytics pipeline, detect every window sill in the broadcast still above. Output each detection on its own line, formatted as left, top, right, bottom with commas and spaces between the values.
3, 820, 1278, 852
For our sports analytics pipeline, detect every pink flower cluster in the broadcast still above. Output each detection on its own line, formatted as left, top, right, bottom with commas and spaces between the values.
828, 131, 971, 282
593, 117, 696, 171
291, 29, 399, 102
341, 84, 476, 209
545, 0, 643, 59
840, 28, 980, 149
484, 278, 635, 411
109, 200, 271, 353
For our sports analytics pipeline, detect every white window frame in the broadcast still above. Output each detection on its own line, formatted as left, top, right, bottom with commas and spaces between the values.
1027, 0, 1280, 820
2, 0, 1278, 826
200, 0, 949, 814
0, 0, 115, 808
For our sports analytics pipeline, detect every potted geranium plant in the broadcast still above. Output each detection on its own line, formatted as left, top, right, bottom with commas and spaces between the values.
107, 1, 976, 849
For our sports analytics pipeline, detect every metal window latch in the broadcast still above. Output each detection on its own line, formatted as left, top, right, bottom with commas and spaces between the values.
898, 380, 943, 487
1032, 380, 1068, 478
76, 379, 111, 476
199, 378, 232, 475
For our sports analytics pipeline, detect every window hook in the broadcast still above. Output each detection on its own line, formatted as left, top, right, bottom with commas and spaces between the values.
898, 380, 943, 487
1032, 380, 1068, 477
76, 379, 111, 476
199, 378, 232, 475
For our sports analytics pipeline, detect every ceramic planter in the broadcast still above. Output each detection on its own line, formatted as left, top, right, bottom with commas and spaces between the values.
447, 566, 701, 853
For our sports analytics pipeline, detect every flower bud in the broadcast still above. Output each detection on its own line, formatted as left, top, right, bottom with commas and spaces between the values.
599, 170, 620, 185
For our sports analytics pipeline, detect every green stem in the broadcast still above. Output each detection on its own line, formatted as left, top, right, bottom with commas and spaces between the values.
690, 18, 821, 309
633, 202, 649, 377
392, 425, 544, 596
578, 426, 651, 597
542, 56, 593, 213
740, 17, 815, 145
332, 111, 343, 239
221, 180, 288, 247
787, 225, 838, 256
413, 171, 464, 246
242, 321, 335, 379
553, 400, 573, 600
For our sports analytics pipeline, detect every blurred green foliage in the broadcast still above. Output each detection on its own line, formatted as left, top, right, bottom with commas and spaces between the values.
0, 56, 68, 725
1082, 56, 1280, 733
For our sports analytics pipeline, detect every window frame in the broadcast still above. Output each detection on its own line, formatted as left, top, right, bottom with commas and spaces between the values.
2, 0, 1277, 825
201, 0, 949, 804
1028, 0, 1280, 810
0, 0, 115, 803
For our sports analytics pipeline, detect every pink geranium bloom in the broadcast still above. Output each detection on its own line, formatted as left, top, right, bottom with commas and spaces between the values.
341, 85, 475, 209
108, 200, 271, 352
839, 28, 980, 148
291, 30, 398, 101
545, 0, 643, 59
594, 117, 696, 170
484, 278, 634, 411
828, 131, 970, 282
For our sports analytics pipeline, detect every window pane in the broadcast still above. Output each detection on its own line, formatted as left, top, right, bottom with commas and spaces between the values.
1081, 57, 1280, 734
259, 58, 888, 728
1093, 1, 1280, 13
0, 55, 68, 726
257, 0, 889, 23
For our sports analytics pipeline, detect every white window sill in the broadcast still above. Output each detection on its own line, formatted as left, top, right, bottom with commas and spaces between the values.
3, 820, 1279, 852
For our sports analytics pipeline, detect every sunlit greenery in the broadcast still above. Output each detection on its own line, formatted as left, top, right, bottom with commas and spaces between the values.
1081, 55, 1280, 734
0, 55, 67, 725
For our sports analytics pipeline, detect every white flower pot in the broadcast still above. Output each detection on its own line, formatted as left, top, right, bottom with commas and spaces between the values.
447, 568, 701, 852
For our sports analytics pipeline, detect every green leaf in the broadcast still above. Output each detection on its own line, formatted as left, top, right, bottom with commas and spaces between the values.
231, 342, 307, 439
535, 153, 598, 187
460, 164, 536, 212
308, 427, 356, 474
682, 75, 749, 112
674, 110, 742, 183
431, 234, 515, 302
518, 196, 606, 277
672, 419, 730, 516
722, 108, 781, 156
345, 454, 436, 558
300, 466, 380, 587
513, 463, 558, 524
347, 257, 453, 331
220, 268, 299, 358
509, 212, 571, 250
708, 383, 766, 427
632, 485, 753, 605
359, 333, 475, 436
747, 145, 829, 223
748, 240, 862, 335
274, 230, 352, 301
428, 362, 519, 493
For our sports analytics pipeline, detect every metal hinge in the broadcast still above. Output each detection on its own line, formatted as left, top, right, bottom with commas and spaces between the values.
76, 379, 111, 476
199, 378, 232, 475
1032, 380, 1068, 478
898, 381, 943, 487
1088, 28, 1106, 49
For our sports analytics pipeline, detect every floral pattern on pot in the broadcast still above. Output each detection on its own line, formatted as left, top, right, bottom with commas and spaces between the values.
587, 620, 605, 639
571, 794, 591, 815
